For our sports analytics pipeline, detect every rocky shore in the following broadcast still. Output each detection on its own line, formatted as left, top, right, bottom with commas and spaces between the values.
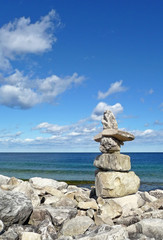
0, 174, 163, 240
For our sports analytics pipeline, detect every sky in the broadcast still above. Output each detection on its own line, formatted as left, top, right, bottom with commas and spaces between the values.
0, 0, 163, 152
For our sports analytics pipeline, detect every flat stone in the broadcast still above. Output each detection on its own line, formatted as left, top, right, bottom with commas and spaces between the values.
95, 171, 140, 198
29, 177, 68, 190
94, 129, 135, 142
78, 200, 98, 210
94, 153, 131, 171
22, 232, 41, 240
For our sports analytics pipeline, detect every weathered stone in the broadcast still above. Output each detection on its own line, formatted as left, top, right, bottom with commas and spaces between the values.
137, 218, 163, 239
149, 189, 163, 199
139, 191, 157, 203
102, 110, 118, 130
51, 196, 77, 208
78, 200, 98, 210
61, 216, 94, 236
102, 129, 135, 141
0, 174, 10, 186
94, 129, 135, 143
99, 137, 121, 153
0, 228, 18, 240
7, 176, 23, 185
29, 177, 68, 190
22, 232, 41, 240
94, 153, 131, 171
95, 171, 140, 198
44, 186, 64, 197
41, 205, 78, 227
0, 189, 33, 227
99, 200, 122, 219
77, 224, 129, 240
29, 207, 52, 226
141, 198, 163, 212
94, 212, 113, 226
11, 181, 40, 208
106, 193, 145, 216
141, 209, 163, 220
37, 219, 57, 240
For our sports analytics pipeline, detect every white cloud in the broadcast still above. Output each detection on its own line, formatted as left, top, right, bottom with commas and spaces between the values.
98, 80, 127, 99
91, 102, 123, 121
0, 10, 58, 70
154, 120, 163, 126
148, 88, 154, 94
0, 70, 85, 109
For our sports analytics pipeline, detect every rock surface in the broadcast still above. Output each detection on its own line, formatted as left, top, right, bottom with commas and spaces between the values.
95, 171, 140, 198
0, 189, 33, 227
94, 153, 131, 171
0, 174, 162, 240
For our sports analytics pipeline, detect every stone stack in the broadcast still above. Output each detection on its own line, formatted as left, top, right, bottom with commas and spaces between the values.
94, 110, 140, 198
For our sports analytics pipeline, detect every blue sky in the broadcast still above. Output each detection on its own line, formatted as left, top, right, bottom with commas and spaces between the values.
0, 0, 163, 152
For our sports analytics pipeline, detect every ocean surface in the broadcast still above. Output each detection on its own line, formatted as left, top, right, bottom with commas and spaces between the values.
0, 152, 163, 192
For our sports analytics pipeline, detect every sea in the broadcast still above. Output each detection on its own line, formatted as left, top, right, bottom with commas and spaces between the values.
0, 152, 163, 192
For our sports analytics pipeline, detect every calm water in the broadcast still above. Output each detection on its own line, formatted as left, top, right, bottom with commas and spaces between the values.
0, 152, 163, 191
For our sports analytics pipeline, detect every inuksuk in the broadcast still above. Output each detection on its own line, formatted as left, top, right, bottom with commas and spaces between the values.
94, 110, 140, 198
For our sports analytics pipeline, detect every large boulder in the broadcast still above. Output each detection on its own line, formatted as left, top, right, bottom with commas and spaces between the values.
0, 189, 33, 227
95, 171, 140, 198
94, 153, 131, 171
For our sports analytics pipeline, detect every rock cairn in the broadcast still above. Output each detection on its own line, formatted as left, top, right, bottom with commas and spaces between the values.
94, 110, 140, 198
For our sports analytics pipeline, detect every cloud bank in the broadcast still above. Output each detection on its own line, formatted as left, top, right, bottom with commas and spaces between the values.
0, 11, 85, 109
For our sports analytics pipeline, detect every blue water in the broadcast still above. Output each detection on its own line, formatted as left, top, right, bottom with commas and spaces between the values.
0, 152, 163, 191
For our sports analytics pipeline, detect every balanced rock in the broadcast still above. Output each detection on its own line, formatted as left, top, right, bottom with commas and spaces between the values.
94, 153, 131, 171
95, 171, 140, 198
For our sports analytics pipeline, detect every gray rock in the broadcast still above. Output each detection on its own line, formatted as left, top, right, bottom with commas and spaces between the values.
137, 218, 163, 239
0, 228, 18, 240
95, 171, 140, 198
149, 189, 163, 199
29, 207, 52, 226
37, 219, 57, 240
51, 196, 77, 208
78, 224, 129, 240
61, 216, 94, 237
94, 153, 131, 171
101, 110, 118, 130
99, 137, 121, 153
0, 189, 33, 227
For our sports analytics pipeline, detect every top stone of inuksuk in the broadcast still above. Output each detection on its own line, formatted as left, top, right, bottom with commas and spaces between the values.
94, 110, 140, 198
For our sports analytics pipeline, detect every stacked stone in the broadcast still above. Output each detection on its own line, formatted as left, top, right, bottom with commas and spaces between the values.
94, 110, 140, 198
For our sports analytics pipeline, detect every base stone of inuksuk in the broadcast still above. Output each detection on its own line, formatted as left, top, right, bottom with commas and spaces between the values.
94, 110, 140, 198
